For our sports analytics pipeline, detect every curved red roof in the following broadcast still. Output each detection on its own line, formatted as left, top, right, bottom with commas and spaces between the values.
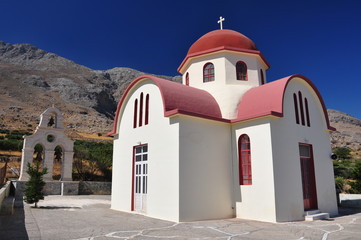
109, 75, 223, 135
235, 74, 335, 130
187, 29, 257, 55
178, 29, 270, 73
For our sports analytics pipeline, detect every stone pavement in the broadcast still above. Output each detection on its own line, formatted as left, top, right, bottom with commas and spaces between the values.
1, 195, 361, 240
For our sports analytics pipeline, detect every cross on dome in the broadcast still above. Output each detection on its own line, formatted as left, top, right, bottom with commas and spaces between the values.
217, 16, 225, 29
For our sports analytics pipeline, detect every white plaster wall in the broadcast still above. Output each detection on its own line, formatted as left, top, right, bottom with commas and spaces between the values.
270, 78, 338, 222
232, 119, 277, 222
182, 52, 265, 119
177, 116, 233, 221
111, 80, 180, 222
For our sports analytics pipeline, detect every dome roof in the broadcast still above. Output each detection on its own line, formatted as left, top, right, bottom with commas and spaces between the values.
187, 29, 257, 55
178, 29, 269, 73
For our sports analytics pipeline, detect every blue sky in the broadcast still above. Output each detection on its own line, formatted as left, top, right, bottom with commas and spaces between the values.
1, 0, 361, 119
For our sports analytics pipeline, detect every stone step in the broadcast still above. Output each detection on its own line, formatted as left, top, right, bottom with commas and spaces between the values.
305, 209, 321, 215
305, 212, 330, 221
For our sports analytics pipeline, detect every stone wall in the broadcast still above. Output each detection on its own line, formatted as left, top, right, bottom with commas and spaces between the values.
14, 181, 111, 200
339, 194, 361, 208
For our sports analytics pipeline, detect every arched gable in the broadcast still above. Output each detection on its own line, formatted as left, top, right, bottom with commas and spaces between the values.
235, 74, 334, 131
39, 107, 64, 129
109, 75, 223, 135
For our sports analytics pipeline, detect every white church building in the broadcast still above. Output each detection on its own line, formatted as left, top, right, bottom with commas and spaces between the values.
109, 27, 338, 222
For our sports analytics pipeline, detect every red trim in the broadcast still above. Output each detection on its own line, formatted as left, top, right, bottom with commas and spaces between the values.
293, 93, 300, 124
236, 61, 248, 81
165, 109, 230, 123
178, 46, 270, 73
139, 93, 143, 127
203, 62, 215, 82
108, 75, 222, 135
239, 134, 252, 185
108, 74, 335, 135
133, 99, 138, 128
298, 91, 305, 126
299, 143, 318, 210
131, 146, 136, 211
305, 98, 311, 127
235, 74, 335, 131
260, 70, 265, 85
145, 94, 149, 125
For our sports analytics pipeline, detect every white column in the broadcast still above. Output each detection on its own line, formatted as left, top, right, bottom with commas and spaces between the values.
19, 148, 34, 181
43, 150, 55, 181
61, 151, 74, 181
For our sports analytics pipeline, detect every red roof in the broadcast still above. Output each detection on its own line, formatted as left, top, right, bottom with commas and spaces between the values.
178, 29, 270, 73
235, 74, 335, 131
187, 29, 257, 55
108, 75, 223, 135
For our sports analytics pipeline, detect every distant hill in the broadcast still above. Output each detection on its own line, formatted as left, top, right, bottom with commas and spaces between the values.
0, 40, 360, 150
0, 41, 180, 136
328, 109, 361, 151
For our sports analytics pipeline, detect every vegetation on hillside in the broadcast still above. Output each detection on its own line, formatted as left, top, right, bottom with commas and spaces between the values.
333, 147, 361, 194
73, 140, 113, 181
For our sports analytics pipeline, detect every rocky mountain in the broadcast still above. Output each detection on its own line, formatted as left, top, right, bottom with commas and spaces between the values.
0, 41, 180, 135
328, 109, 361, 151
0, 41, 360, 150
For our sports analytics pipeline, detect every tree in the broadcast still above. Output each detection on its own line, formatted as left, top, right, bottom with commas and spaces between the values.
23, 161, 48, 208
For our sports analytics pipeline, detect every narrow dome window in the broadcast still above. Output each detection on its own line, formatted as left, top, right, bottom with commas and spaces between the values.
185, 72, 189, 86
260, 69, 265, 85
203, 63, 215, 82
236, 61, 247, 80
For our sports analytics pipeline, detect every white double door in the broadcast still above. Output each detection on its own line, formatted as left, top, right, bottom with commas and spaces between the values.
134, 145, 148, 213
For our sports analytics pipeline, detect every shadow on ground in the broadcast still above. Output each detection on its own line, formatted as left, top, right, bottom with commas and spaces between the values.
0, 201, 28, 240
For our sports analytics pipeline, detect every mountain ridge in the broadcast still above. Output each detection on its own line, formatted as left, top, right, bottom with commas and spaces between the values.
0, 41, 359, 150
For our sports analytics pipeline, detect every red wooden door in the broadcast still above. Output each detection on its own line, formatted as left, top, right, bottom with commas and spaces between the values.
299, 144, 318, 210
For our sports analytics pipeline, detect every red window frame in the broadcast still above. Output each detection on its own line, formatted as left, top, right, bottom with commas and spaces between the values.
305, 98, 311, 127
203, 63, 215, 82
139, 93, 143, 127
133, 99, 138, 128
239, 134, 252, 185
298, 91, 305, 126
145, 94, 149, 125
185, 72, 189, 86
260, 69, 265, 85
293, 93, 300, 124
236, 61, 248, 80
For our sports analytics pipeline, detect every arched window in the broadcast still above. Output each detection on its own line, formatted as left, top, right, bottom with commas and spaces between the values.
145, 94, 149, 125
236, 61, 247, 80
185, 72, 189, 86
238, 134, 252, 185
298, 91, 305, 126
139, 93, 144, 127
293, 93, 300, 124
305, 98, 311, 127
203, 63, 215, 82
260, 69, 265, 85
133, 99, 138, 128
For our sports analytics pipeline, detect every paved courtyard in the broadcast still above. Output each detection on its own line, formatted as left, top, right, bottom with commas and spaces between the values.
1, 195, 361, 240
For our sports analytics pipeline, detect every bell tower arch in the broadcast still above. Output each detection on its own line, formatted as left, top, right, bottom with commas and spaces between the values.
19, 107, 74, 181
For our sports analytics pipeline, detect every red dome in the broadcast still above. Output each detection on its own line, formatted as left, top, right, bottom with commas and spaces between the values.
187, 29, 257, 55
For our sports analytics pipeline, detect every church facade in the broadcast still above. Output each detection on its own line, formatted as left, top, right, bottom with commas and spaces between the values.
109, 29, 338, 222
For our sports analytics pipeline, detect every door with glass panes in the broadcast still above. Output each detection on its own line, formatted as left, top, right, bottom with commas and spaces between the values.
133, 144, 148, 213
299, 144, 318, 210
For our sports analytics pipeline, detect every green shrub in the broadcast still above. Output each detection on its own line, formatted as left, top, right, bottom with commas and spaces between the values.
333, 147, 352, 160
0, 139, 23, 151
350, 160, 361, 194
